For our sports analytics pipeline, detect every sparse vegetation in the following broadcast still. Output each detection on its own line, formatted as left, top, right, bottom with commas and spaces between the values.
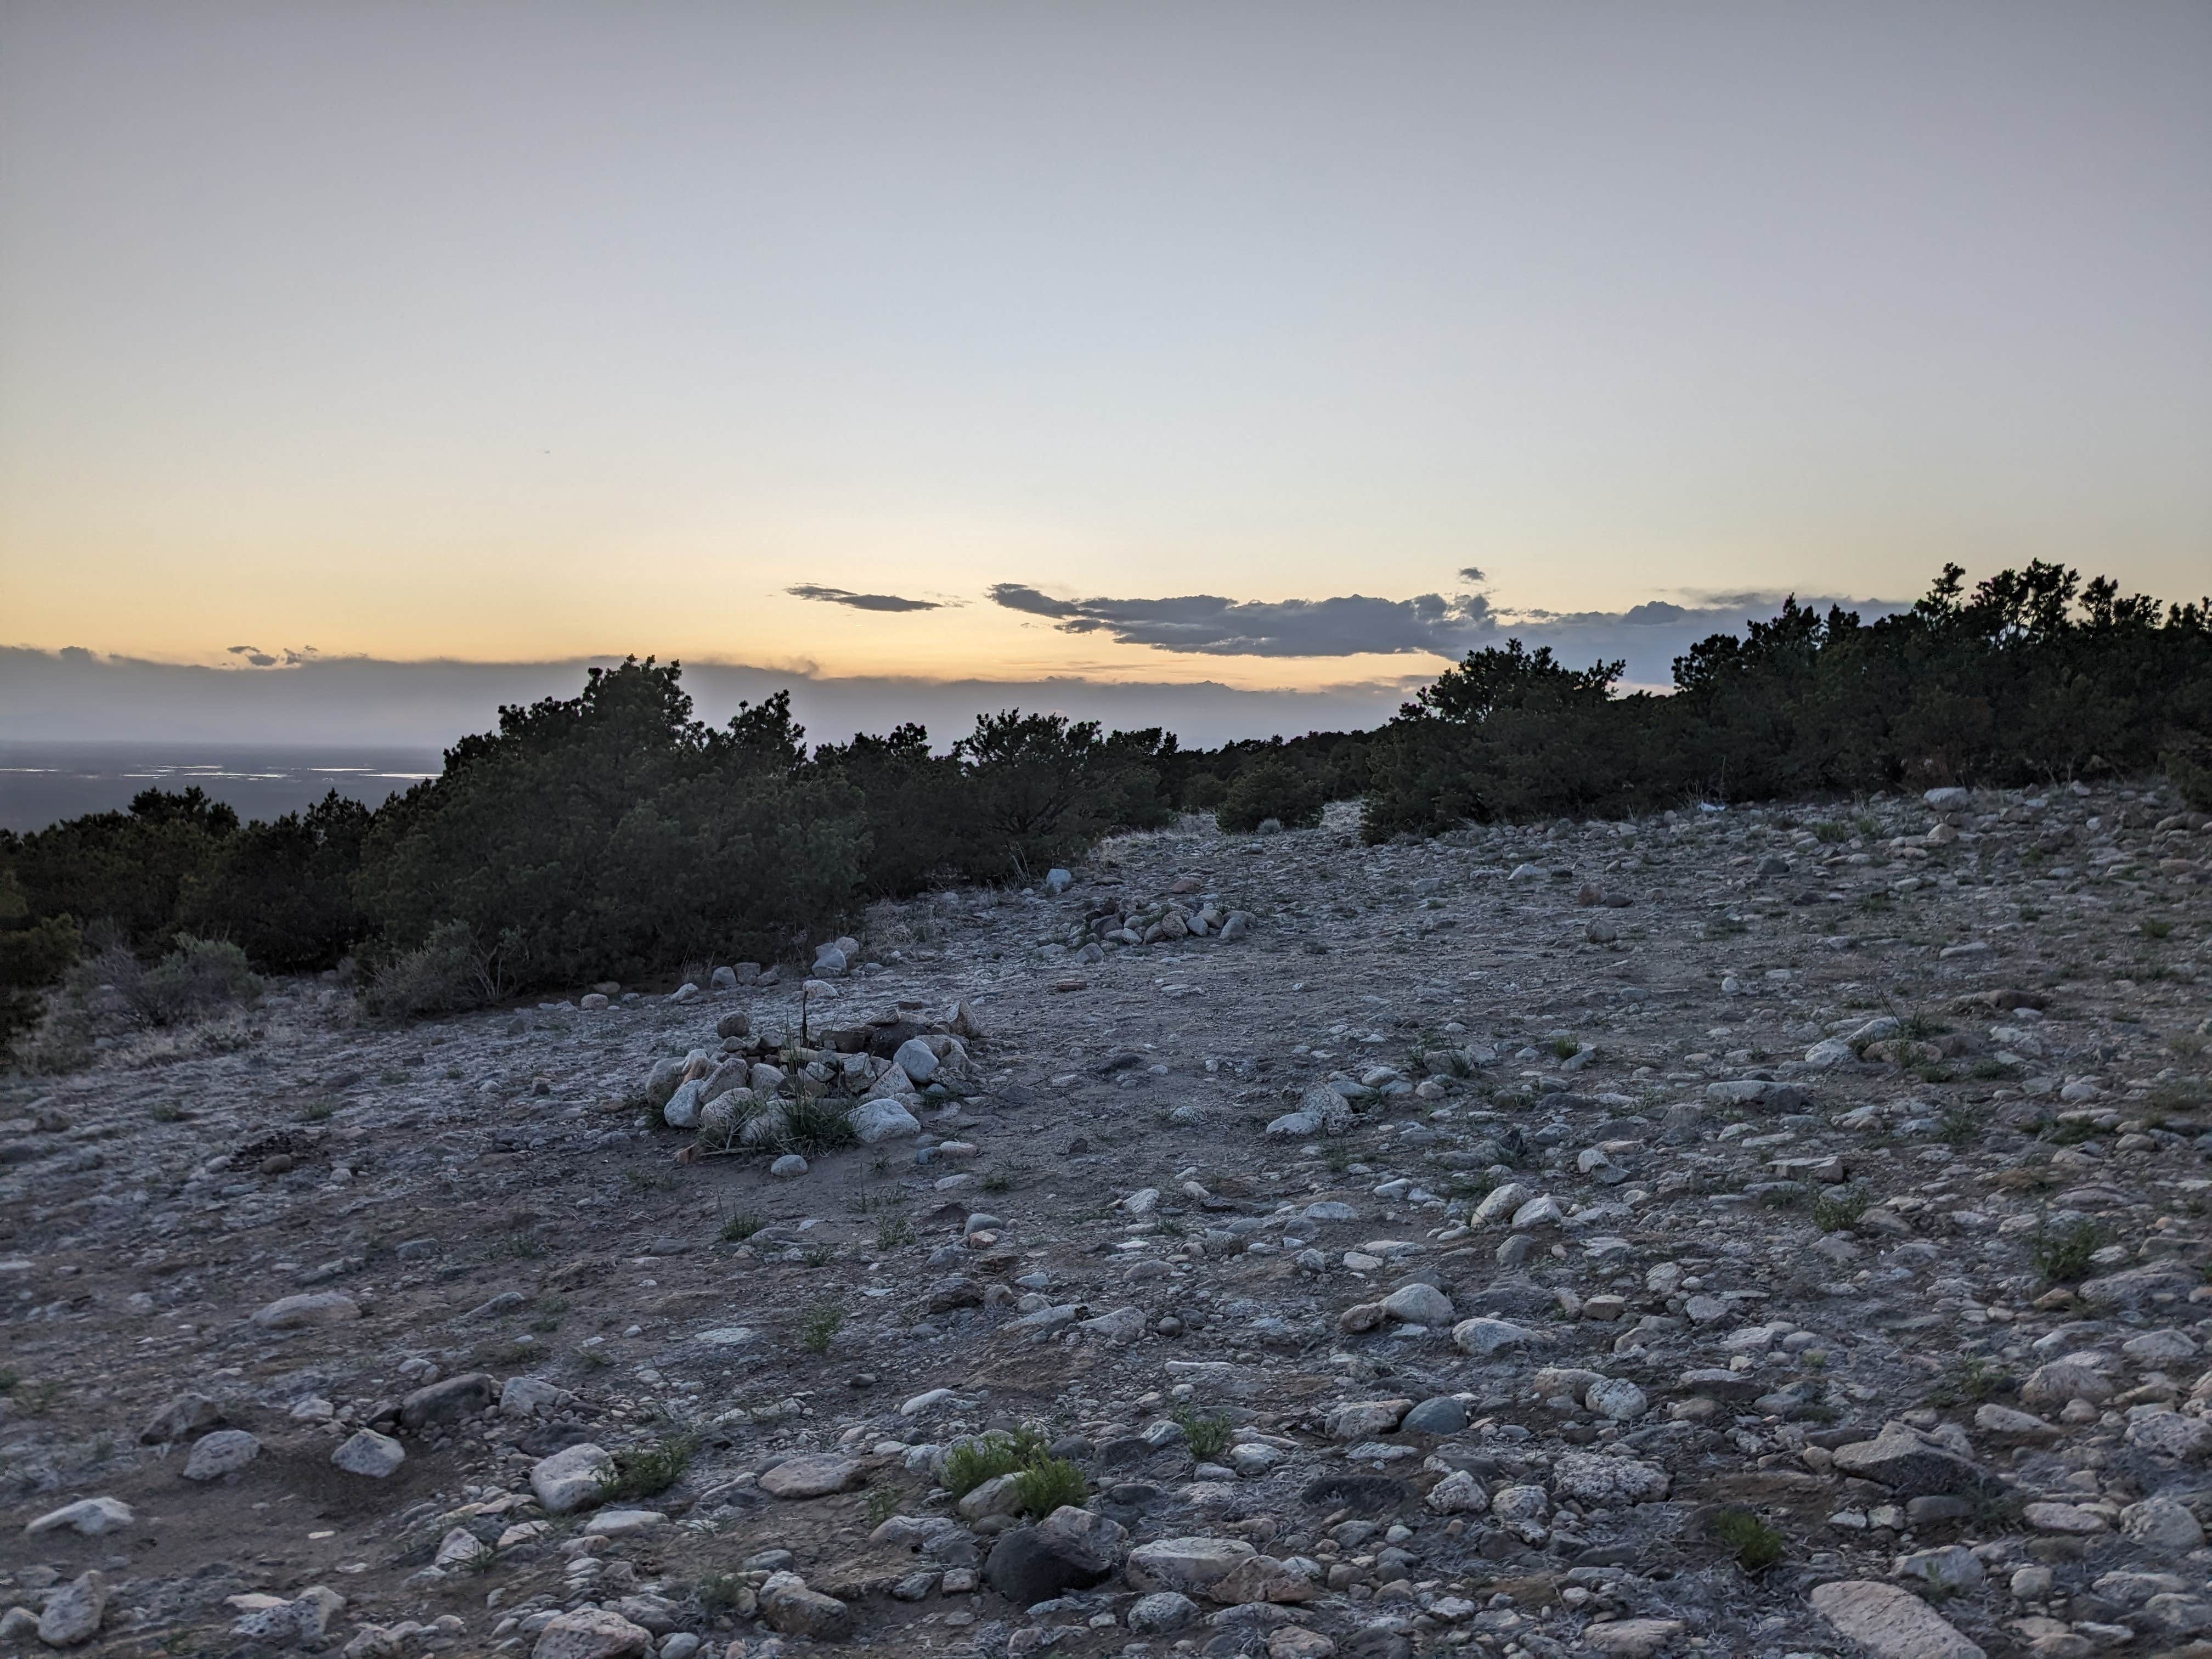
800, 1301, 845, 1353
943, 1427, 1052, 1498
1810, 1187, 1870, 1232
1013, 1456, 1088, 1517
1173, 1406, 1234, 1460
720, 1212, 765, 1242
1711, 1508, 1786, 1572
2033, 1219, 2104, 1283
598, 1426, 699, 1500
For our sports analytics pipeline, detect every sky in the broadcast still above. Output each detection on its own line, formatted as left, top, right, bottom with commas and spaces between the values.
2, 1, 2207, 744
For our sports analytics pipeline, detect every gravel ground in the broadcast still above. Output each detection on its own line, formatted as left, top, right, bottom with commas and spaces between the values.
4, 781, 2210, 1659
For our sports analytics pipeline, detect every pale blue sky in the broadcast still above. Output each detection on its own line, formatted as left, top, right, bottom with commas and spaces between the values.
2, 1, 2206, 697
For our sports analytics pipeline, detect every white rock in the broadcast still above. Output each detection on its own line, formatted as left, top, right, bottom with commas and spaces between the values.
249, 1291, 359, 1329
23, 1497, 133, 1538
330, 1429, 405, 1478
182, 1429, 261, 1481
894, 1037, 940, 1085
1452, 1317, 1540, 1357
529, 1443, 613, 1513
1425, 1470, 1489, 1513
850, 1098, 921, 1145
1808, 1579, 1983, 1659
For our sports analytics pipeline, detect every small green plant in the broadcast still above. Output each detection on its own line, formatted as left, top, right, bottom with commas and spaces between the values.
980, 1171, 1012, 1194
2142, 918, 2175, 939
1173, 1406, 1234, 1461
599, 1428, 699, 1501
1810, 1187, 1870, 1232
1937, 1104, 1980, 1147
575, 1345, 613, 1369
2042, 1119, 2097, 1147
864, 1485, 903, 1527
721, 1212, 765, 1242
1952, 1356, 2008, 1402
943, 1427, 1051, 1497
800, 1301, 844, 1353
296, 1099, 336, 1123
149, 1101, 187, 1122
1711, 1508, 1785, 1572
696, 1572, 751, 1615
876, 1214, 915, 1250
0, 1367, 19, 1392
1013, 1455, 1088, 1517
1813, 821, 1850, 843
1854, 814, 1881, 837
2033, 1219, 2104, 1283
1549, 1035, 1581, 1059
802, 1245, 834, 1268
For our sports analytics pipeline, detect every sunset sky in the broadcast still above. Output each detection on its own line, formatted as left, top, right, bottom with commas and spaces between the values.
2, 2, 2207, 718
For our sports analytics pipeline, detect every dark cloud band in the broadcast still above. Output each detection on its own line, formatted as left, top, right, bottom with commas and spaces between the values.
988, 579, 1907, 678
787, 584, 947, 613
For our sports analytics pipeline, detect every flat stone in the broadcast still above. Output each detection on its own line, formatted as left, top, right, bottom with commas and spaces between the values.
583, 1508, 667, 1536
759, 1454, 863, 1499
1452, 1316, 1541, 1357
1831, 1422, 1990, 1496
1808, 1579, 1983, 1659
1583, 1620, 1686, 1658
23, 1497, 134, 1537
1125, 1535, 1258, 1595
249, 1291, 359, 1330
182, 1428, 261, 1481
399, 1371, 496, 1429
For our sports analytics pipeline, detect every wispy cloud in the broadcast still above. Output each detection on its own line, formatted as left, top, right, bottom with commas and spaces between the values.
787, 584, 950, 613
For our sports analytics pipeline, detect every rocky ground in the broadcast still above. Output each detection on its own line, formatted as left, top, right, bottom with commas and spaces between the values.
5, 781, 2212, 1659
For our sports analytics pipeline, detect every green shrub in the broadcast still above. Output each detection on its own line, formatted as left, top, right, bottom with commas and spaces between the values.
597, 1428, 698, 1500
1172, 1406, 1233, 1460
800, 1301, 844, 1353
1013, 1456, 1087, 1517
943, 1427, 1051, 1497
1217, 758, 1326, 833
1181, 772, 1227, 809
359, 921, 516, 1020
109, 935, 262, 1026
1711, 1508, 1785, 1571
1810, 1188, 1869, 1232
1362, 564, 2212, 836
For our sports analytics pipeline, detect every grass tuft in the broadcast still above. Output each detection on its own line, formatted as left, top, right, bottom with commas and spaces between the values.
1711, 1508, 1785, 1572
943, 1427, 1051, 1498
1172, 1405, 1234, 1461
2032, 1219, 2104, 1284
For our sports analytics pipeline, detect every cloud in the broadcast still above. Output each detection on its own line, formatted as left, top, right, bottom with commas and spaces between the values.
226, 645, 279, 666
786, 584, 949, 613
988, 577, 1909, 684
1457, 566, 1487, 584
986, 583, 1498, 658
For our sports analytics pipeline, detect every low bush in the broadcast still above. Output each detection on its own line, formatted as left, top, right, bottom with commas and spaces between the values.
1216, 758, 1326, 832
358, 922, 517, 1021
109, 935, 263, 1028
